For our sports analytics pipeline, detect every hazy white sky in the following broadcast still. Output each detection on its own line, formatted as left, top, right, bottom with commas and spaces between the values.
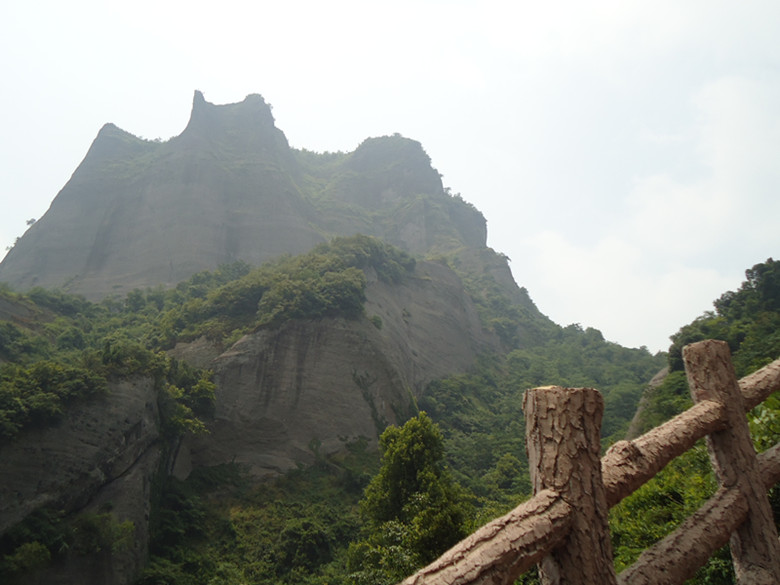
1, 0, 778, 352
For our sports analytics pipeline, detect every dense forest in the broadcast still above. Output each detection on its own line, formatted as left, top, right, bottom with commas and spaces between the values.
1, 247, 778, 584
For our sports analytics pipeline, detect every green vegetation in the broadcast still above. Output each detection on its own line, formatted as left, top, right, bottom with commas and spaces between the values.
137, 415, 471, 585
609, 258, 780, 583
633, 258, 780, 435
293, 136, 486, 258
0, 235, 416, 583
347, 413, 471, 585
610, 443, 736, 584
0, 235, 411, 443
0, 506, 134, 582
444, 247, 556, 348
0, 360, 107, 439
134, 324, 662, 585
160, 234, 414, 345
420, 330, 663, 513
0, 322, 214, 443
11, 97, 772, 584
5, 240, 775, 584
139, 445, 375, 585
0, 232, 667, 584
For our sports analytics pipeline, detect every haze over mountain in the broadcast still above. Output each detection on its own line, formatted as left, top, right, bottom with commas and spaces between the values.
0, 92, 668, 585
0, 92, 488, 301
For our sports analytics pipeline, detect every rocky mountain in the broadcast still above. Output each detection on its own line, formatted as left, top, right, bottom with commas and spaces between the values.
0, 93, 663, 585
0, 92, 536, 584
0, 375, 160, 584
0, 92, 486, 300
0, 249, 500, 584
180, 259, 498, 477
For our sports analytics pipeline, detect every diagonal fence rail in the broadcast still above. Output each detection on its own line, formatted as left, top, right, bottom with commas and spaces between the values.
399, 340, 780, 585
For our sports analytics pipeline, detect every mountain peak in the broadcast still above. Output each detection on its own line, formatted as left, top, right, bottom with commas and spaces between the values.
182, 91, 277, 146
0, 92, 487, 298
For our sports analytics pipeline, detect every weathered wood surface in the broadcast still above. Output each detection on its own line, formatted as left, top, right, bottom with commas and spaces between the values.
760, 441, 780, 486
602, 399, 727, 507
398, 490, 572, 585
740, 356, 780, 411
395, 353, 780, 585
524, 386, 618, 585
603, 354, 780, 508
616, 440, 780, 585
616, 484, 749, 585
683, 340, 780, 584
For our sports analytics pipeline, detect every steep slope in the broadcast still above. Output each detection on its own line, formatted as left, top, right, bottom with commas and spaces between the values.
0, 92, 320, 297
0, 239, 502, 585
185, 259, 497, 477
0, 93, 488, 302
299, 135, 486, 256
0, 92, 665, 585
0, 377, 160, 585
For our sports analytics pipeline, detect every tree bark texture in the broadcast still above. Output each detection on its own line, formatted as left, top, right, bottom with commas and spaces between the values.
396, 354, 780, 585
398, 489, 572, 585
683, 340, 780, 584
759, 441, 780, 487
602, 354, 780, 508
740, 356, 780, 411
616, 485, 749, 585
602, 399, 727, 507
523, 386, 617, 585
617, 439, 780, 585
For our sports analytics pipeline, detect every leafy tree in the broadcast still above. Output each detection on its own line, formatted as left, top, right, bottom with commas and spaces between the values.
610, 444, 735, 584
0, 361, 107, 440
275, 518, 333, 573
348, 413, 471, 584
668, 258, 780, 375
0, 541, 50, 577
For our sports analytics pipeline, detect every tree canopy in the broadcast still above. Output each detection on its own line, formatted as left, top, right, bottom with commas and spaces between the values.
348, 412, 471, 584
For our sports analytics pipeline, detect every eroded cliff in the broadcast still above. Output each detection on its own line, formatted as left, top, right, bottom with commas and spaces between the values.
178, 259, 497, 476
0, 93, 487, 301
0, 92, 538, 585
0, 378, 161, 585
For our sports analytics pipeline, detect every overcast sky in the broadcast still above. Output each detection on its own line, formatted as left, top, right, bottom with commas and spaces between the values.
1, 1, 778, 352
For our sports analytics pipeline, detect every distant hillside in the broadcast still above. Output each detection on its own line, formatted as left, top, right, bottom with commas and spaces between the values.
630, 257, 780, 435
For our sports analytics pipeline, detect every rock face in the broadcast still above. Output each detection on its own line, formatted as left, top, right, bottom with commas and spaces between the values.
0, 92, 538, 585
0, 92, 487, 300
0, 378, 161, 585
0, 92, 322, 298
188, 260, 497, 476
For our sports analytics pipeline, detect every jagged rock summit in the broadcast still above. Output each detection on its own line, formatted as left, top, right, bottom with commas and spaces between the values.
0, 91, 486, 299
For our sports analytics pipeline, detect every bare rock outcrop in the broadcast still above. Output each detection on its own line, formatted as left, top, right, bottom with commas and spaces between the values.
0, 378, 162, 585
0, 93, 488, 302
187, 260, 498, 476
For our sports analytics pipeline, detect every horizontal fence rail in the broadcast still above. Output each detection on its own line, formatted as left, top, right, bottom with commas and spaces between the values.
618, 442, 780, 585
398, 341, 780, 585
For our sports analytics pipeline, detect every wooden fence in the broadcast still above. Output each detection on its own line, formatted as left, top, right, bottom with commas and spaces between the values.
399, 339, 780, 585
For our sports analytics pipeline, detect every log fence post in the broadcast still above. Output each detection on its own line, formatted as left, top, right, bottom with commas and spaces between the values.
683, 340, 780, 584
524, 386, 618, 584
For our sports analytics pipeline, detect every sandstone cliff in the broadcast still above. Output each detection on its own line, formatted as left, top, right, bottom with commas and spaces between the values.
0, 377, 162, 585
0, 93, 487, 301
0, 92, 540, 585
184, 259, 497, 477
0, 254, 502, 584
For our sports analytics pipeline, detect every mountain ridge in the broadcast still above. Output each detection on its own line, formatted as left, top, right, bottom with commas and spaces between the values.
0, 92, 487, 302
0, 92, 665, 585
